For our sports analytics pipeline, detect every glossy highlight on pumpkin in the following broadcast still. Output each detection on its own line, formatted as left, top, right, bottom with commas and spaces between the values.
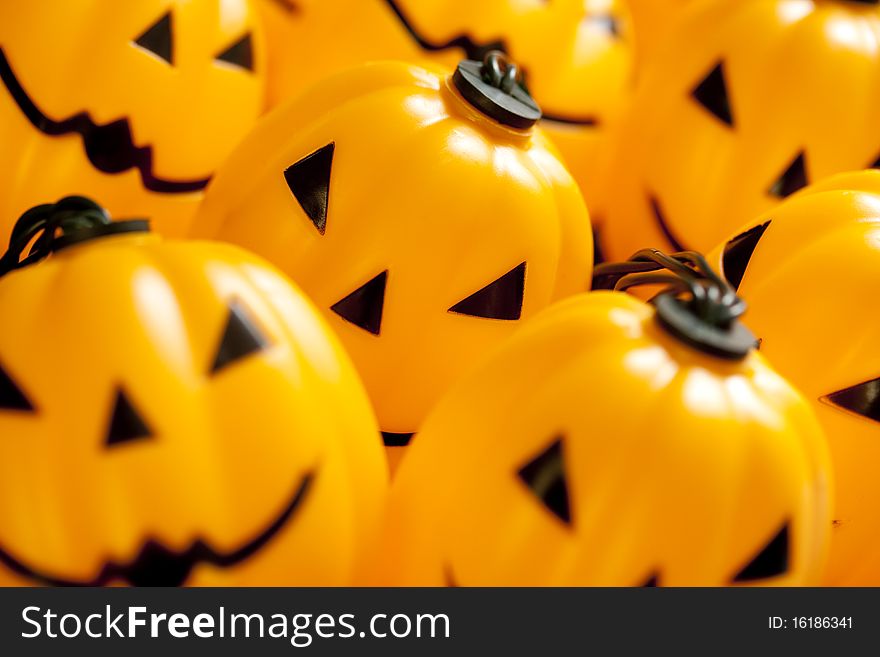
603, 0, 880, 260
255, 0, 634, 214
0, 202, 387, 586
707, 169, 880, 586
192, 60, 593, 468
375, 291, 831, 586
0, 0, 267, 241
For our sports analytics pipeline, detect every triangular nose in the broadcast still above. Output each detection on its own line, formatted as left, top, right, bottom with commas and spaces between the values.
210, 301, 269, 375
517, 437, 571, 526
732, 522, 790, 582
106, 388, 153, 447
0, 361, 34, 412
330, 270, 387, 336
641, 573, 660, 587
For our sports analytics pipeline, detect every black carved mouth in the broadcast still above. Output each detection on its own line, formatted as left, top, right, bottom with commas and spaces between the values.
0, 47, 210, 194
0, 472, 313, 586
648, 194, 690, 253
381, 0, 599, 128
381, 431, 415, 447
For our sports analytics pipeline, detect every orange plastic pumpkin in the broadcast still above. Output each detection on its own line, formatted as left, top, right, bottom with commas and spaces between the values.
193, 58, 593, 468
256, 0, 634, 214
0, 0, 267, 241
0, 197, 387, 586
625, 0, 699, 69
603, 0, 880, 260
708, 170, 880, 585
375, 252, 831, 586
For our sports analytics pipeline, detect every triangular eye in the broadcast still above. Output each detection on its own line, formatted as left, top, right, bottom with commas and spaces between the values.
106, 388, 152, 447
721, 220, 770, 292
331, 271, 387, 336
823, 377, 880, 423
449, 262, 526, 320
284, 143, 335, 234
134, 12, 173, 65
0, 361, 35, 412
768, 152, 808, 199
210, 301, 270, 375
215, 33, 254, 71
870, 152, 880, 169
517, 437, 571, 526
691, 61, 734, 127
732, 522, 790, 582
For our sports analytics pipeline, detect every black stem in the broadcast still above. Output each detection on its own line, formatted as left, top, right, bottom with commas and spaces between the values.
593, 248, 747, 330
481, 51, 520, 94
0, 196, 146, 278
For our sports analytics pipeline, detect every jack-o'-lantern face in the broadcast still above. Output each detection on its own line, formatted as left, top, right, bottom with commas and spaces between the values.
257, 0, 633, 213
193, 61, 593, 467
0, 0, 267, 239
603, 0, 880, 260
0, 205, 386, 586
708, 170, 880, 586
376, 291, 831, 586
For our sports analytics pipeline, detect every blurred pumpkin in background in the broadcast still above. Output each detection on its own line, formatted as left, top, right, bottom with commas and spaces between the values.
625, 0, 699, 71
375, 252, 831, 586
256, 0, 634, 220
602, 0, 880, 261
0, 0, 267, 241
193, 57, 593, 470
708, 170, 880, 586
0, 197, 387, 587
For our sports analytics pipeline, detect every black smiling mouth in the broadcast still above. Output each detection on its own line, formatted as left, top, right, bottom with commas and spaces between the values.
648, 194, 690, 253
0, 472, 313, 587
381, 431, 415, 447
0, 47, 211, 194
381, 0, 599, 128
